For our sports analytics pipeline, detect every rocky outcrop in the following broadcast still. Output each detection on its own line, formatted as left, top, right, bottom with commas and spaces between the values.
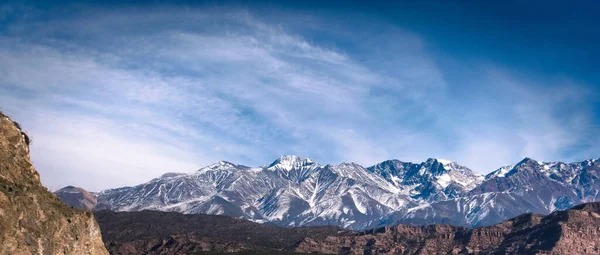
0, 112, 108, 255
295, 202, 600, 254
54, 186, 97, 211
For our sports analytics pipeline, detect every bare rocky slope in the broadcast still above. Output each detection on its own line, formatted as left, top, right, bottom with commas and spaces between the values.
94, 202, 600, 255
54, 186, 98, 211
0, 112, 108, 255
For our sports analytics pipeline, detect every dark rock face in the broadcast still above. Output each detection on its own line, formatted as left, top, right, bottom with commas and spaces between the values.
54, 186, 98, 210
295, 202, 600, 255
0, 112, 108, 254
94, 210, 351, 254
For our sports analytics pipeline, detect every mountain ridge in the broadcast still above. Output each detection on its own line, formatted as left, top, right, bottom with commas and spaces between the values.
58, 155, 600, 230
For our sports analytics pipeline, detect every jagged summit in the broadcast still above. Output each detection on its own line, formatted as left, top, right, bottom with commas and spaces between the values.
425, 157, 454, 165
485, 157, 548, 179
212, 160, 239, 168
160, 172, 186, 178
197, 160, 253, 173
266, 155, 318, 171
486, 157, 560, 179
584, 158, 600, 166
516, 157, 543, 165
366, 158, 483, 202
265, 155, 322, 184
336, 161, 363, 167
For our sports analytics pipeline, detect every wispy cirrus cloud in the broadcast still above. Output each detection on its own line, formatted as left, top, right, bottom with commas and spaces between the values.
0, 4, 598, 191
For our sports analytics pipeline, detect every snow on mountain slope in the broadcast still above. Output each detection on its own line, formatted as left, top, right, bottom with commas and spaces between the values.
376, 184, 579, 228
92, 156, 600, 230
473, 157, 599, 198
96, 156, 415, 229
265, 155, 321, 182
255, 162, 415, 228
379, 157, 599, 228
95, 161, 284, 217
367, 158, 483, 202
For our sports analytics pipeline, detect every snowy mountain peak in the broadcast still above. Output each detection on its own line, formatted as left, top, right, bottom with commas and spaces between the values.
160, 172, 186, 178
91, 156, 600, 231
338, 162, 362, 167
486, 158, 547, 179
486, 164, 516, 179
586, 158, 600, 166
266, 155, 317, 171
378, 159, 404, 165
197, 161, 243, 173
327, 162, 369, 177
426, 158, 452, 164
435, 158, 454, 165
421, 158, 456, 175
513, 157, 548, 172
518, 157, 541, 164
413, 159, 484, 194
216, 160, 238, 167
424, 158, 467, 170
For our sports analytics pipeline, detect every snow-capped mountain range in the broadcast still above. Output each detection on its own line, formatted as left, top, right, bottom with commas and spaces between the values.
88, 155, 600, 230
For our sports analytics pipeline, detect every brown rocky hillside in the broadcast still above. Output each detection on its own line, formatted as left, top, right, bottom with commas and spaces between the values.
295, 202, 600, 254
0, 112, 108, 255
54, 186, 98, 211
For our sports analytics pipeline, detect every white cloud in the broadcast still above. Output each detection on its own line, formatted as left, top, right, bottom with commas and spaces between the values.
1, 108, 201, 191
0, 5, 598, 190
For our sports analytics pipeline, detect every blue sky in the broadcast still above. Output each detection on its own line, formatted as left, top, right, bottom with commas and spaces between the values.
1, 1, 599, 191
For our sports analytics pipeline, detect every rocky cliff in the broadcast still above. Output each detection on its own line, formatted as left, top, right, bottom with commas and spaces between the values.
0, 112, 108, 255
